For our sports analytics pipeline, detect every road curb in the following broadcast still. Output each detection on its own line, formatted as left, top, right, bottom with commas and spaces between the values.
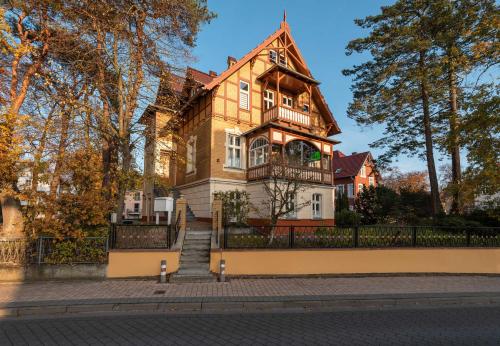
1, 292, 499, 318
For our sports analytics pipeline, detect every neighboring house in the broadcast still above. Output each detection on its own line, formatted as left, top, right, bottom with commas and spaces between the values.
17, 169, 51, 206
123, 190, 143, 220
332, 151, 379, 210
141, 19, 341, 225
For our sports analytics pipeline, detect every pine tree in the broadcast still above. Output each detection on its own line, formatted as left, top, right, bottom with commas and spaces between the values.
344, 0, 444, 215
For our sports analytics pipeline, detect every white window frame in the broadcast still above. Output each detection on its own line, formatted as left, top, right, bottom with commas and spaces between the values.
282, 95, 293, 108
302, 103, 310, 113
134, 192, 141, 201
269, 50, 277, 63
369, 176, 375, 186
133, 203, 140, 213
358, 183, 364, 194
186, 136, 196, 174
279, 51, 286, 66
360, 165, 366, 178
249, 137, 269, 167
239, 80, 250, 110
226, 133, 242, 169
347, 183, 354, 198
285, 192, 297, 219
336, 185, 344, 195
312, 193, 322, 219
263, 89, 275, 110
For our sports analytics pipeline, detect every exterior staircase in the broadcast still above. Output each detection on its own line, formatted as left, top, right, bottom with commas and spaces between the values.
170, 221, 216, 283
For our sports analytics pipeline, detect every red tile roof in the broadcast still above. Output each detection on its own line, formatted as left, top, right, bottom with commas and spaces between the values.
332, 151, 370, 179
187, 67, 215, 86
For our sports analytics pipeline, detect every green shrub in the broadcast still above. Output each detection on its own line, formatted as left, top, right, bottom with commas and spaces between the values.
45, 239, 107, 264
335, 210, 361, 226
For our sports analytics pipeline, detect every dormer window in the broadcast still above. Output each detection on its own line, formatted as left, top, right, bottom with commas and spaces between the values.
279, 52, 286, 66
302, 104, 310, 113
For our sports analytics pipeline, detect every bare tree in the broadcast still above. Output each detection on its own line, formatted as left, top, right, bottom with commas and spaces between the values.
262, 156, 311, 243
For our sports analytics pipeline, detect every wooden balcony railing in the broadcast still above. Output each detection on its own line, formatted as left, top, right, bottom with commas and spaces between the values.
247, 164, 333, 185
263, 105, 311, 127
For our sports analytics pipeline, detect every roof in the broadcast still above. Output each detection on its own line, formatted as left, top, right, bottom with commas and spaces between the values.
187, 67, 215, 86
332, 151, 371, 179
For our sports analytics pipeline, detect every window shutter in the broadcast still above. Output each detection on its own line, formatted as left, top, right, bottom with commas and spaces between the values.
240, 92, 249, 110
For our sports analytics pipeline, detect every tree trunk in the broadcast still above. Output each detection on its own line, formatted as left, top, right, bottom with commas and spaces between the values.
419, 50, 443, 216
0, 196, 24, 239
448, 64, 462, 214
50, 111, 70, 196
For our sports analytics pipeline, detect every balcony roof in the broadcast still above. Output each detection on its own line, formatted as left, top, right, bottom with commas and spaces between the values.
257, 64, 320, 88
241, 121, 341, 145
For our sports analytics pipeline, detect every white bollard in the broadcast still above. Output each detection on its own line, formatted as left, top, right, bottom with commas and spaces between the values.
219, 259, 226, 282
160, 259, 167, 283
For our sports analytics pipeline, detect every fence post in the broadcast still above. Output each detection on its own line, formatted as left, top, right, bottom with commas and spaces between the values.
353, 226, 359, 248
37, 236, 43, 265
289, 226, 295, 248
466, 229, 471, 247
223, 226, 228, 249
412, 226, 417, 247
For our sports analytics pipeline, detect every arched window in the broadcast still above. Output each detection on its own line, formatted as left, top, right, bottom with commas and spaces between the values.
249, 137, 269, 167
285, 140, 320, 168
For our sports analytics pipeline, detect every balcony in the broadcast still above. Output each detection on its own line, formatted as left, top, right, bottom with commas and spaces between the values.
247, 164, 333, 185
263, 105, 311, 128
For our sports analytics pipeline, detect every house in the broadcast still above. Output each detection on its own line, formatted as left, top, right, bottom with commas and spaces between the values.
141, 18, 341, 226
123, 190, 143, 220
332, 151, 379, 209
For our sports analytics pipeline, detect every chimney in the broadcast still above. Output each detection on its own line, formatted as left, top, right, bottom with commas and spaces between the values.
209, 70, 217, 77
352, 152, 357, 155
227, 56, 237, 69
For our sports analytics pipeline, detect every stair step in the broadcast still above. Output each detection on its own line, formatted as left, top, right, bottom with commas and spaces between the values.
180, 263, 210, 270
182, 248, 209, 254
183, 239, 211, 245
170, 274, 216, 283
183, 244, 210, 250
185, 233, 211, 240
177, 267, 210, 275
181, 254, 209, 261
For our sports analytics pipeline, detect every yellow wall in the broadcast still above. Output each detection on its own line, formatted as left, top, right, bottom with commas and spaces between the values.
210, 248, 500, 275
107, 250, 180, 278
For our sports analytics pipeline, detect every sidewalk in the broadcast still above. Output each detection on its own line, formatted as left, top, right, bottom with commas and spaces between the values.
1, 275, 500, 317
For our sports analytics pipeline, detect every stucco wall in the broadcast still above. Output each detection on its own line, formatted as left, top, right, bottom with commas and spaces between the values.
107, 250, 180, 278
210, 248, 500, 275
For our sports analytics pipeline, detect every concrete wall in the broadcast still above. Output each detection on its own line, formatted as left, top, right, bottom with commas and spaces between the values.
107, 250, 180, 278
0, 264, 107, 282
210, 248, 500, 276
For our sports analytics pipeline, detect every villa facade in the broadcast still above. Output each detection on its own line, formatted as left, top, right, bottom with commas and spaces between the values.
141, 19, 341, 225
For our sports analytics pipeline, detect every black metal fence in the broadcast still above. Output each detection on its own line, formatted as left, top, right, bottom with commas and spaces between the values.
109, 223, 178, 249
223, 225, 500, 249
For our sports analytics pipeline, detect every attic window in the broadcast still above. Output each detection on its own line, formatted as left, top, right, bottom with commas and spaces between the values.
269, 50, 277, 64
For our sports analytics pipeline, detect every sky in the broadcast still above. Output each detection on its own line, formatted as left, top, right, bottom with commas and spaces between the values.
187, 0, 451, 173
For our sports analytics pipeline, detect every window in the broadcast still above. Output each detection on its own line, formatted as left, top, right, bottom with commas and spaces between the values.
133, 203, 140, 213
269, 50, 286, 65
302, 104, 310, 113
269, 50, 277, 63
226, 134, 242, 168
239, 81, 249, 110
249, 137, 269, 167
263, 90, 274, 110
286, 192, 296, 218
312, 194, 322, 219
134, 192, 141, 201
360, 165, 366, 178
335, 168, 342, 174
369, 176, 375, 186
285, 140, 320, 168
186, 136, 196, 173
347, 183, 354, 197
279, 51, 286, 66
358, 183, 364, 194
322, 154, 331, 170
282, 95, 293, 108
336, 185, 344, 195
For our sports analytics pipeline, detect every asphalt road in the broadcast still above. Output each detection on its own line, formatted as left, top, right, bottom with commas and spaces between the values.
1, 306, 499, 345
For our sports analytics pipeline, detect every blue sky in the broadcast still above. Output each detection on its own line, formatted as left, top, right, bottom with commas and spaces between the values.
187, 0, 450, 173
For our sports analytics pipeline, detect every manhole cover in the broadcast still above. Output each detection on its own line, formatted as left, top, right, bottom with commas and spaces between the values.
153, 290, 166, 295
